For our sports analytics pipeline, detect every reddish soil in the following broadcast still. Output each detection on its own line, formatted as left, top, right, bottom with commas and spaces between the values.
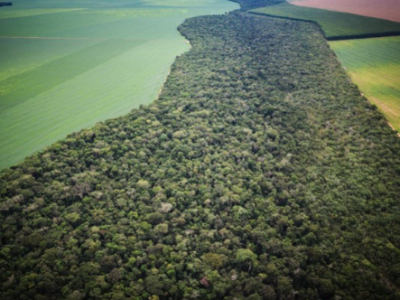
292, 0, 400, 23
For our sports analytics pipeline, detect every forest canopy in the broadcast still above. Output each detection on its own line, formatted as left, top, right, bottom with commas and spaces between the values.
1, 0, 400, 299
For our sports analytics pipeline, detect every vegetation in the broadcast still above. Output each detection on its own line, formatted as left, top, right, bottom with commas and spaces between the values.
232, 0, 283, 10
251, 3, 400, 40
330, 37, 400, 132
1, 7, 400, 300
289, 0, 400, 23
0, 8, 82, 20
0, 0, 237, 170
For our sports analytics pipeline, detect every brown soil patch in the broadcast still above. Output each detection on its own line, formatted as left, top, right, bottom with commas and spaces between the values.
292, 0, 400, 23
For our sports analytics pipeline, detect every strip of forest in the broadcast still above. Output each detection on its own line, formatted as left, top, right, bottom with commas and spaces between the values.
1, 1, 400, 300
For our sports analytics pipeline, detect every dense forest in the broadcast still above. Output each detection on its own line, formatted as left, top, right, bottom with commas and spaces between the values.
1, 0, 400, 299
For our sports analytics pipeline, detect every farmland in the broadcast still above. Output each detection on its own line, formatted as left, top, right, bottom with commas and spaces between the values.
251, 2, 400, 40
0, 0, 238, 170
291, 0, 400, 23
251, 1, 400, 134
2, 6, 400, 299
330, 36, 400, 132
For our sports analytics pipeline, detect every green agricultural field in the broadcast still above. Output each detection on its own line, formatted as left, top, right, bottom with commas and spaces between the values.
0, 0, 238, 170
330, 37, 400, 132
0, 8, 84, 20
251, 3, 400, 39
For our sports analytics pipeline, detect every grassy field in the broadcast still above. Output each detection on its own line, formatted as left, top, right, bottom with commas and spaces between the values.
291, 0, 400, 23
0, 8, 84, 20
0, 0, 238, 169
251, 3, 400, 40
330, 37, 400, 132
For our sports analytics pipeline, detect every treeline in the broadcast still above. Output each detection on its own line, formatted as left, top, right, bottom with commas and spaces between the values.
231, 0, 283, 10
251, 3, 400, 40
1, 5, 400, 300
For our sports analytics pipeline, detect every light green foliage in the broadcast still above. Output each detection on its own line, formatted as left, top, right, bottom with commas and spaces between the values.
236, 249, 257, 263
154, 223, 169, 234
201, 253, 225, 269
137, 179, 151, 189
251, 3, 400, 39
0, 0, 238, 170
65, 212, 81, 224
330, 37, 400, 132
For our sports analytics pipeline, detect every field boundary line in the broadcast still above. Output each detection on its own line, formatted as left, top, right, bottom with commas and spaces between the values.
249, 11, 400, 41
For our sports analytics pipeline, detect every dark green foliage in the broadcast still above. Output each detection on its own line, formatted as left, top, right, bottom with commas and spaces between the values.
1, 8, 400, 300
231, 0, 283, 11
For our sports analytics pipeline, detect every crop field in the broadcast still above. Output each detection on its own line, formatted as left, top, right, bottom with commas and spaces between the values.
251, 3, 400, 40
0, 0, 238, 169
0, 8, 84, 20
330, 37, 400, 132
291, 0, 400, 23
